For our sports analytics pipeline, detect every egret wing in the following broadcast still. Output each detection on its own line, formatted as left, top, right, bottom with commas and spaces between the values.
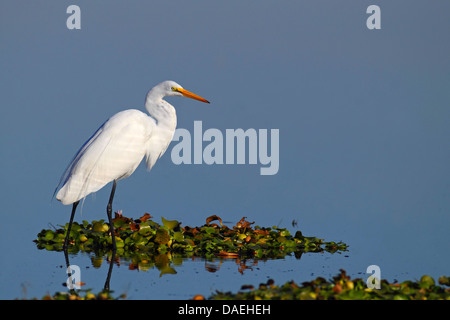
144, 125, 176, 171
55, 110, 154, 205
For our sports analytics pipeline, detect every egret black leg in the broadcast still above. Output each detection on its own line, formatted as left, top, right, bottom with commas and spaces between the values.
63, 200, 79, 251
104, 250, 115, 292
63, 249, 76, 294
106, 180, 117, 252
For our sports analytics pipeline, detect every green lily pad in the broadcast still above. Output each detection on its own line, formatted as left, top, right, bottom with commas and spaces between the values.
161, 217, 179, 230
155, 228, 170, 245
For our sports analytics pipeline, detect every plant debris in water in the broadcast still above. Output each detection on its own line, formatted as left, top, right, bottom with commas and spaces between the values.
23, 270, 449, 300
23, 290, 126, 300
202, 270, 450, 300
34, 213, 348, 259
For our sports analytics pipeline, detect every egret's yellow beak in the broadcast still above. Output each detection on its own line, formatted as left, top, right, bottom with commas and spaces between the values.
175, 87, 210, 104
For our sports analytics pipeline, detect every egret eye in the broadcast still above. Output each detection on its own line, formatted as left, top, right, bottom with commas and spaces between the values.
171, 87, 178, 92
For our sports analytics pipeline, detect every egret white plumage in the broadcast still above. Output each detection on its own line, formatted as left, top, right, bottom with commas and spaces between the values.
55, 80, 210, 251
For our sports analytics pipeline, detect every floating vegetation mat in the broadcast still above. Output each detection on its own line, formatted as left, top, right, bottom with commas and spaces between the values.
202, 269, 450, 300
34, 213, 348, 260
26, 270, 450, 300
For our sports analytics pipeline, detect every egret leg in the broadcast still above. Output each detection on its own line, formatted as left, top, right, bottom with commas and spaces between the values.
63, 250, 76, 294
63, 201, 79, 251
104, 250, 115, 292
106, 180, 117, 252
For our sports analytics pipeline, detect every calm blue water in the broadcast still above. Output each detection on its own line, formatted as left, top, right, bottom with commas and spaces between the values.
2, 209, 447, 299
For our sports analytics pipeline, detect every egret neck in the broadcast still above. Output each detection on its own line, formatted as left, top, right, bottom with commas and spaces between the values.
145, 87, 177, 131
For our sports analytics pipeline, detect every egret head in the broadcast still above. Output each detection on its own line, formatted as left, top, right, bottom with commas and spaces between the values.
153, 80, 210, 103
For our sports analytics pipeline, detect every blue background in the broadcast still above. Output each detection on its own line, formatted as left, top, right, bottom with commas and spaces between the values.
1, 1, 449, 299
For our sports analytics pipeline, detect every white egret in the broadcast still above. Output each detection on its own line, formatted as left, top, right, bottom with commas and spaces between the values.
54, 80, 210, 251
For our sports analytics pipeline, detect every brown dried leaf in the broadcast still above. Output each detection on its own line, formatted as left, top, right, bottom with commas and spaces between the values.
217, 251, 239, 258
332, 283, 342, 293
253, 229, 269, 236
128, 263, 139, 271
130, 222, 139, 231
182, 226, 201, 236
206, 215, 223, 227
139, 213, 152, 222
235, 217, 254, 230
113, 212, 133, 224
